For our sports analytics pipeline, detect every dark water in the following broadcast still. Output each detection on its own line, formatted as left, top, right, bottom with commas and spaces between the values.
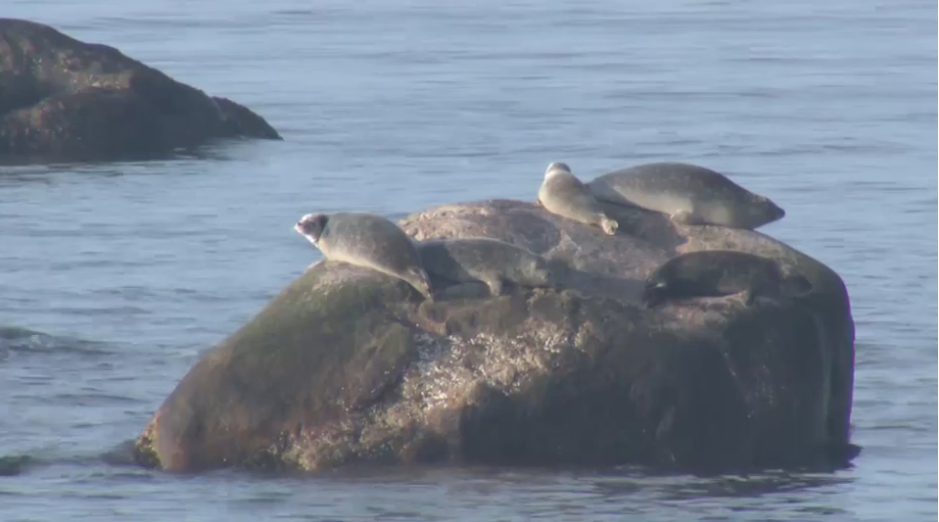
1, 0, 936, 520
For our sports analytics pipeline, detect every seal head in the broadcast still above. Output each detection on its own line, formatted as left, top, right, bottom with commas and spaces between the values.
544, 161, 573, 178
538, 162, 619, 235
295, 214, 329, 245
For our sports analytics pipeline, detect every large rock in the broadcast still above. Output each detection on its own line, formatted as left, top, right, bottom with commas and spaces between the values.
0, 18, 281, 164
133, 199, 856, 473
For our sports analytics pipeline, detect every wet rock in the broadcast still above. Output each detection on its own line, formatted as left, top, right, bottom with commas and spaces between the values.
135, 199, 856, 473
0, 18, 281, 164
0, 455, 31, 476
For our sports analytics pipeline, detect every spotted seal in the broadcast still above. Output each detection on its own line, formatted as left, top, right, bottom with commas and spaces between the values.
417, 237, 554, 296
538, 162, 619, 235
642, 250, 811, 307
294, 212, 432, 299
587, 162, 785, 229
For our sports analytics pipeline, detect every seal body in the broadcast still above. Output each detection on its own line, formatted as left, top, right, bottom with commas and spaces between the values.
295, 212, 432, 299
587, 162, 785, 229
538, 162, 619, 235
643, 250, 811, 307
417, 237, 553, 296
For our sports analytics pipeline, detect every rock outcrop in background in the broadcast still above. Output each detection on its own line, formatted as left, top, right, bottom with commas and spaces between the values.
0, 18, 281, 164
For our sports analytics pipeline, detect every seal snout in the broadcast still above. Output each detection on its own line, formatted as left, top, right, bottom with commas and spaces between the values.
763, 197, 785, 220
294, 215, 313, 234
294, 213, 328, 244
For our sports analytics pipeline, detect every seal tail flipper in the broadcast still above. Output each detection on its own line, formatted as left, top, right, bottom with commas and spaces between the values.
483, 277, 504, 296
434, 282, 491, 300
802, 441, 862, 470
641, 281, 667, 308
406, 267, 434, 301
784, 274, 813, 298
742, 289, 757, 306
599, 216, 619, 235
827, 441, 862, 466
669, 209, 695, 225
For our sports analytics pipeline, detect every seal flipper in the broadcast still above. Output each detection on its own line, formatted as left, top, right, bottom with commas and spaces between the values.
483, 276, 504, 297
404, 267, 434, 301
669, 209, 697, 225
784, 274, 813, 298
741, 289, 757, 306
599, 216, 619, 235
826, 441, 862, 466
433, 281, 491, 300
642, 281, 668, 308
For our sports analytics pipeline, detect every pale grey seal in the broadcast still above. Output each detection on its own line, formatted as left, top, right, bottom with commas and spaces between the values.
417, 237, 554, 296
587, 162, 785, 229
642, 250, 811, 307
538, 162, 619, 235
294, 213, 433, 300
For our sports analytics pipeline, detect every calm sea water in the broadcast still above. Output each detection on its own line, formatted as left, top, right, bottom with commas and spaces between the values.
1, 0, 935, 520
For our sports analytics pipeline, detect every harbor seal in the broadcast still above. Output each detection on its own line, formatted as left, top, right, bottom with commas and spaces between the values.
538, 162, 619, 235
587, 162, 785, 229
642, 250, 812, 307
294, 212, 433, 300
417, 237, 554, 296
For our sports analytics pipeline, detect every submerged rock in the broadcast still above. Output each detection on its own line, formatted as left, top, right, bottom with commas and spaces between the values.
0, 454, 32, 476
0, 18, 281, 164
134, 199, 856, 473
